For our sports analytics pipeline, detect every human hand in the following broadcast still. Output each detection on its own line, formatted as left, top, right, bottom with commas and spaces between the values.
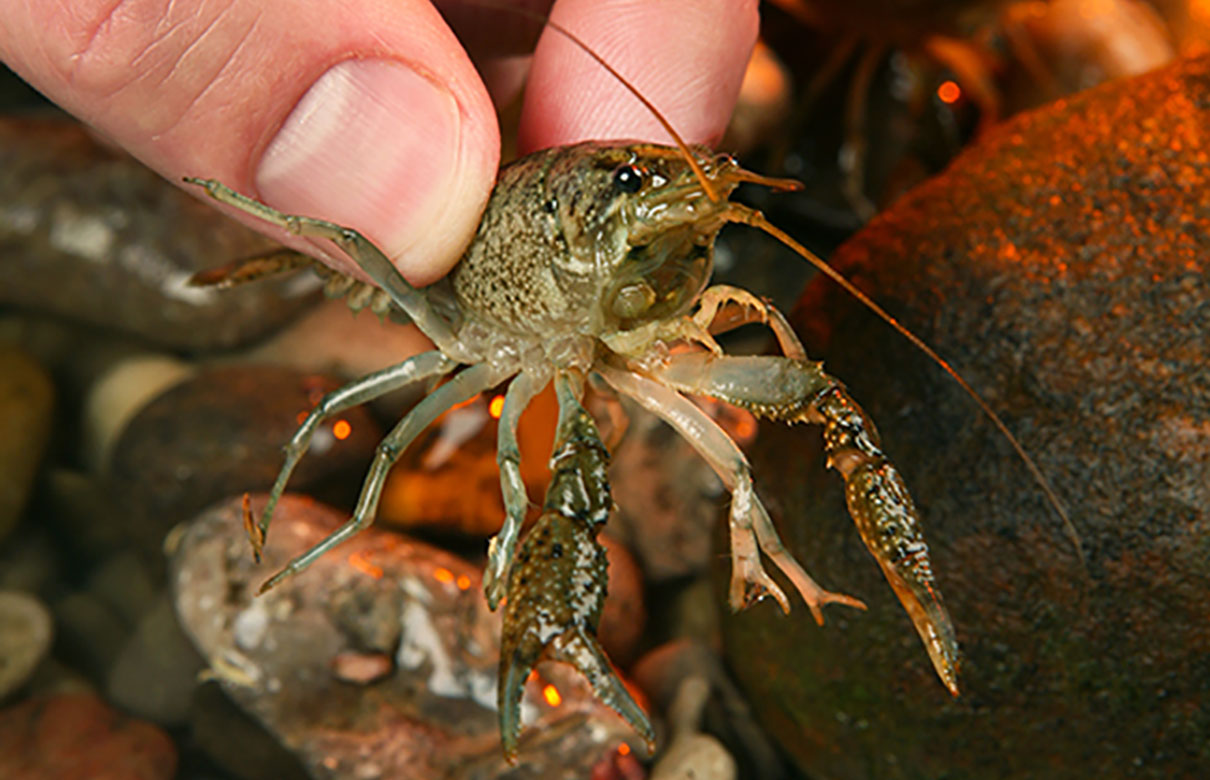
0, 0, 758, 285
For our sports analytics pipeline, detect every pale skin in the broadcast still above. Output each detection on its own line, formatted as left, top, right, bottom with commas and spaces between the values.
0, 0, 759, 285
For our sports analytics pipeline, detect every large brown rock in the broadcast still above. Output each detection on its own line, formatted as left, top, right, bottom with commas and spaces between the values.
723, 57, 1210, 778
106, 364, 381, 562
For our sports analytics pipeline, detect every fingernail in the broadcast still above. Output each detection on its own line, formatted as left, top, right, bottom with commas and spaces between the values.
256, 59, 461, 279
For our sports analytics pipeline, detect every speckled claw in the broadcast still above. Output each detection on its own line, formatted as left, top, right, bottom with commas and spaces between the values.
632, 351, 957, 692
496, 372, 653, 763
498, 508, 653, 763
844, 456, 961, 695
816, 386, 961, 694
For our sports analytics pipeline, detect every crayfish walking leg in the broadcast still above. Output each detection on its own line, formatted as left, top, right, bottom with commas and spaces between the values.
637, 349, 960, 695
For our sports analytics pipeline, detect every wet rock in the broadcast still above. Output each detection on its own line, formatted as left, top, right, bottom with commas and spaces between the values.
0, 528, 60, 597
238, 297, 433, 387
330, 651, 394, 685
50, 591, 128, 683
633, 641, 786, 780
84, 354, 195, 472
40, 469, 127, 564
0, 118, 318, 350
106, 364, 381, 562
598, 534, 646, 667
188, 682, 310, 780
0, 347, 53, 542
86, 551, 158, 629
0, 313, 154, 432
22, 658, 94, 698
0, 692, 176, 780
643, 571, 724, 656
172, 494, 647, 779
608, 402, 726, 582
0, 590, 54, 699
726, 56, 1210, 779
106, 594, 204, 726
650, 676, 736, 780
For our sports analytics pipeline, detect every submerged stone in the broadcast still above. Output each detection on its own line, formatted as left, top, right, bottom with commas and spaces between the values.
0, 118, 316, 350
107, 364, 380, 561
172, 495, 646, 779
724, 56, 1210, 779
0, 348, 53, 542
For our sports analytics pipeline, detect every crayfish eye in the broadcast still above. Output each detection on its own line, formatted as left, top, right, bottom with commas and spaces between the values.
612, 164, 643, 194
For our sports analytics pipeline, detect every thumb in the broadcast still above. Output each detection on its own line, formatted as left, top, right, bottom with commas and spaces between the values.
0, 0, 499, 285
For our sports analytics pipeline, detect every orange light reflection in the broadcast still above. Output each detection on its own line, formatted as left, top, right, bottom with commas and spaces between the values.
447, 393, 482, 413
455, 574, 471, 591
488, 394, 506, 419
347, 551, 383, 580
332, 419, 352, 440
542, 684, 562, 707
433, 567, 455, 585
937, 80, 961, 105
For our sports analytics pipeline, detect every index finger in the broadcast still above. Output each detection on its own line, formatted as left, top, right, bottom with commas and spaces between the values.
518, 0, 760, 152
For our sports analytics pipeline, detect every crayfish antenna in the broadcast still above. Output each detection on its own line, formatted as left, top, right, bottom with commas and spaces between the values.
724, 203, 1085, 570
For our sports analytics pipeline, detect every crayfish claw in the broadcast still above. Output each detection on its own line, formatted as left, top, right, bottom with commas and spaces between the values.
819, 387, 961, 693
496, 371, 652, 761
497, 506, 653, 763
846, 459, 960, 695
497, 644, 529, 764
551, 629, 654, 752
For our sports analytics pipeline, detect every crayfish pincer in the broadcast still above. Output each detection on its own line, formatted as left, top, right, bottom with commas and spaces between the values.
186, 138, 959, 759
